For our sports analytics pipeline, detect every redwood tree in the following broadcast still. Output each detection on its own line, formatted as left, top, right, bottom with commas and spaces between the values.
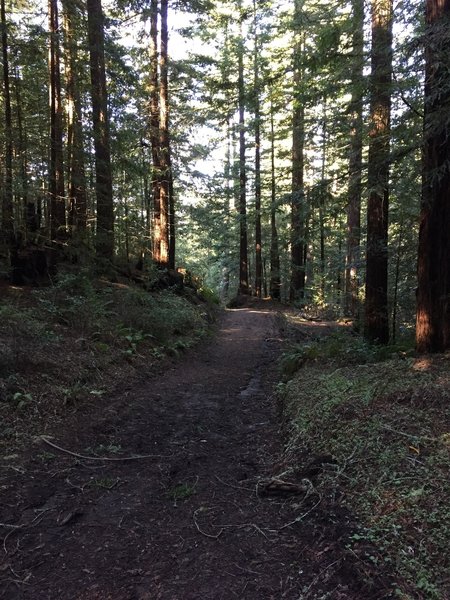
49, 0, 66, 243
364, 0, 393, 343
290, 0, 306, 303
1, 0, 14, 252
159, 0, 171, 269
416, 0, 450, 352
87, 0, 114, 261
63, 0, 87, 236
253, 0, 262, 297
269, 99, 280, 300
345, 0, 364, 317
237, 10, 249, 295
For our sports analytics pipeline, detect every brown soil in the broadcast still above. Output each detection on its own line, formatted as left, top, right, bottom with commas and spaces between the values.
1, 302, 386, 599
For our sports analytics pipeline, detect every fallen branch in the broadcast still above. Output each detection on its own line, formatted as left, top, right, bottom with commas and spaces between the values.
257, 477, 310, 497
40, 436, 169, 461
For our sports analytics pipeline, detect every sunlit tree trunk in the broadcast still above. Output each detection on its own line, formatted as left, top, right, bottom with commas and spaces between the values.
48, 0, 66, 244
345, 0, 364, 318
159, 0, 171, 269
149, 0, 162, 265
416, 0, 450, 353
364, 0, 392, 343
87, 0, 114, 261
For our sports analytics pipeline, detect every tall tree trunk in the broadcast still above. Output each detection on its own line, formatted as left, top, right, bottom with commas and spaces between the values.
238, 12, 248, 295
416, 0, 450, 352
290, 2, 306, 303
1, 0, 14, 251
159, 0, 171, 269
149, 0, 162, 265
319, 102, 327, 303
345, 0, 364, 318
13, 67, 35, 236
253, 0, 262, 297
63, 0, 87, 236
364, 0, 393, 343
49, 0, 66, 244
87, 0, 114, 261
269, 100, 281, 300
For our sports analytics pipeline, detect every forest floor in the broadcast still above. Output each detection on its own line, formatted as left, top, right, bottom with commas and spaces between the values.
0, 297, 388, 600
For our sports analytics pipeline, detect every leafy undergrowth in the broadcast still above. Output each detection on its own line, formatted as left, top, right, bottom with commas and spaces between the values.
0, 269, 217, 455
281, 331, 450, 599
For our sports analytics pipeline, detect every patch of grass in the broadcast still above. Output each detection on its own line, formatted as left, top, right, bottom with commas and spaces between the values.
168, 481, 197, 503
85, 443, 122, 456
88, 477, 119, 490
280, 330, 415, 379
282, 338, 450, 598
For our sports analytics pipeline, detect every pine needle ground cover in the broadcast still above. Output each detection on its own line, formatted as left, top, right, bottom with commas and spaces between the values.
281, 332, 450, 599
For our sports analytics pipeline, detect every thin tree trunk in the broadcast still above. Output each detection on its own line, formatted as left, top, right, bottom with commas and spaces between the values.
238, 12, 248, 295
392, 218, 404, 344
87, 0, 114, 261
13, 67, 35, 236
319, 103, 327, 303
416, 0, 450, 353
345, 0, 364, 318
1, 0, 14, 251
364, 0, 393, 343
269, 101, 281, 300
49, 0, 66, 244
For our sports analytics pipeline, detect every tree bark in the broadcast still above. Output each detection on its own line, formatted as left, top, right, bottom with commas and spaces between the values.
253, 0, 262, 298
87, 0, 114, 261
49, 0, 66, 244
269, 100, 281, 300
1, 0, 14, 251
238, 11, 249, 295
159, 0, 171, 269
290, 2, 306, 303
345, 0, 364, 317
364, 0, 393, 343
416, 0, 450, 352
149, 0, 162, 266
63, 0, 87, 236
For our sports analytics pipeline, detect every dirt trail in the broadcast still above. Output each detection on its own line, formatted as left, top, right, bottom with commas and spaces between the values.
1, 305, 365, 600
